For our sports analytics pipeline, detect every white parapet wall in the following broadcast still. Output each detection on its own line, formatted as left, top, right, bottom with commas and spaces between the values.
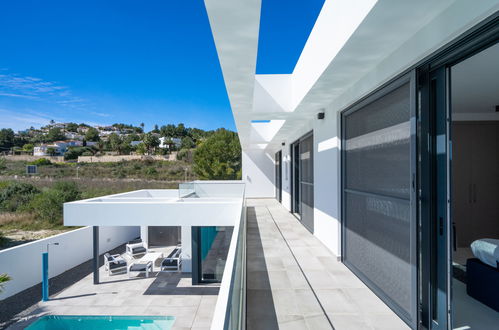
0, 226, 139, 300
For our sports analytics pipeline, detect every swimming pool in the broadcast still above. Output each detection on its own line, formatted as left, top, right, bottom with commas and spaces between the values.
26, 315, 175, 329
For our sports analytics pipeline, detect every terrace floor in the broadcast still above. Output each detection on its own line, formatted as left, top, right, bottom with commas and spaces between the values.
246, 198, 409, 330
9, 263, 219, 330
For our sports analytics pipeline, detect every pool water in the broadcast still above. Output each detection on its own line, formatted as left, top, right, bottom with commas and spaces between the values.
26, 315, 175, 330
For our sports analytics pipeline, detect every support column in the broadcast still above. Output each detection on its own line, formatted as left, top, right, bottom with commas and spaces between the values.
140, 226, 149, 248
191, 226, 200, 285
93, 226, 99, 284
181, 226, 192, 273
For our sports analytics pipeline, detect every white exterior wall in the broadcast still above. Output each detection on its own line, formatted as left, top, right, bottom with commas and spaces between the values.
240, 0, 499, 258
0, 226, 139, 300
312, 111, 341, 256
242, 149, 275, 198
273, 113, 341, 256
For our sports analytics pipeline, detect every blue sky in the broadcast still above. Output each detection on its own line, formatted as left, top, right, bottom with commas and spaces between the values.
0, 0, 324, 132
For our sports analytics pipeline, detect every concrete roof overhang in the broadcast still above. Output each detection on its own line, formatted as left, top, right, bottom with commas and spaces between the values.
204, 0, 499, 152
64, 188, 244, 227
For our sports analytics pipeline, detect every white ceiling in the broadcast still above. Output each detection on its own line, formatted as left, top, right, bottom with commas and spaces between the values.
204, 0, 499, 151
452, 42, 499, 117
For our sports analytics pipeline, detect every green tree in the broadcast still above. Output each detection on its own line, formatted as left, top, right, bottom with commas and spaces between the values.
46, 127, 65, 141
108, 133, 123, 154
136, 142, 147, 155
22, 143, 34, 153
181, 136, 195, 149
193, 129, 241, 180
175, 123, 187, 137
152, 124, 160, 133
85, 127, 100, 142
46, 147, 57, 156
0, 128, 15, 151
143, 133, 160, 154
160, 124, 176, 138
66, 122, 79, 132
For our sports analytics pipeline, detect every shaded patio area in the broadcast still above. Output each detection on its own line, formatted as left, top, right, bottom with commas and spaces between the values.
9, 263, 219, 330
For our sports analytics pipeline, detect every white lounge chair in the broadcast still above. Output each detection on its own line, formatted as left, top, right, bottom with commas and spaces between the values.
104, 253, 127, 275
126, 239, 148, 258
161, 247, 182, 272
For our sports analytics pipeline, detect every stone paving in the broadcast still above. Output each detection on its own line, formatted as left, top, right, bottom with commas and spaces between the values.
9, 267, 219, 330
246, 198, 410, 330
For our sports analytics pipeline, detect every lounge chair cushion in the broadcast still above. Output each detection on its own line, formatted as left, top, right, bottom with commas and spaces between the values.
131, 246, 147, 254
109, 259, 126, 269
128, 238, 142, 245
166, 248, 180, 259
129, 264, 150, 272
162, 259, 178, 267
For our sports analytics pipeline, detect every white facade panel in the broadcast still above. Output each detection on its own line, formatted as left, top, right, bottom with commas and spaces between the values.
242, 149, 275, 198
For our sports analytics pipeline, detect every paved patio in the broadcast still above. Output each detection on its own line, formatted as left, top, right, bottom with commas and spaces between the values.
9, 261, 219, 330
246, 198, 409, 330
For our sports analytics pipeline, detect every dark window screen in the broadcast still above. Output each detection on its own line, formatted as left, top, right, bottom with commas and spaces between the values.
300, 134, 314, 233
343, 83, 414, 322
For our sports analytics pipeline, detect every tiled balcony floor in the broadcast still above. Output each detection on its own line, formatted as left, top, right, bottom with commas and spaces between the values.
246, 198, 409, 330
8, 266, 219, 330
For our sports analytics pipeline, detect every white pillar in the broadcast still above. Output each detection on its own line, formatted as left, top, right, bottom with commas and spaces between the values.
181, 226, 192, 273
140, 226, 148, 248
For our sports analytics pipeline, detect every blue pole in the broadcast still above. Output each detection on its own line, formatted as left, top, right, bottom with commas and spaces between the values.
42, 252, 49, 301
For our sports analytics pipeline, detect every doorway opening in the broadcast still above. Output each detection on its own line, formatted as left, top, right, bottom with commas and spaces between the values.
449, 41, 499, 329
290, 132, 314, 233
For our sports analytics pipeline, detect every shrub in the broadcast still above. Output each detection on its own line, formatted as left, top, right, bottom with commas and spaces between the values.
28, 158, 52, 166
24, 190, 64, 224
177, 148, 193, 162
0, 182, 40, 212
20, 181, 81, 225
0, 158, 6, 171
65, 146, 94, 160
52, 181, 81, 202
0, 273, 11, 293
144, 167, 157, 177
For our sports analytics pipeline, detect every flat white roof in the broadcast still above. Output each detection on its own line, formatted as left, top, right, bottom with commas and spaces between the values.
64, 182, 245, 227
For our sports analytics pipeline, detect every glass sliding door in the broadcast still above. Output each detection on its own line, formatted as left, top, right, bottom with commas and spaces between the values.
418, 65, 451, 330
192, 226, 234, 284
299, 134, 314, 233
290, 133, 314, 232
342, 74, 417, 328
291, 142, 300, 215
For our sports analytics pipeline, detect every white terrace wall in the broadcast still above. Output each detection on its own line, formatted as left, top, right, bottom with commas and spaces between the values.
0, 226, 139, 300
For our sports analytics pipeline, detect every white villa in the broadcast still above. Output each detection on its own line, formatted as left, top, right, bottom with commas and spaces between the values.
33, 140, 82, 156
1, 1, 499, 330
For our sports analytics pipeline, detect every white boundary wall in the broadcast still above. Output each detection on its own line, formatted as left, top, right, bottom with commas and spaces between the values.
0, 226, 139, 300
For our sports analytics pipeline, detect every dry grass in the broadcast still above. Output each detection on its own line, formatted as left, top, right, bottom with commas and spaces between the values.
0, 212, 37, 229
